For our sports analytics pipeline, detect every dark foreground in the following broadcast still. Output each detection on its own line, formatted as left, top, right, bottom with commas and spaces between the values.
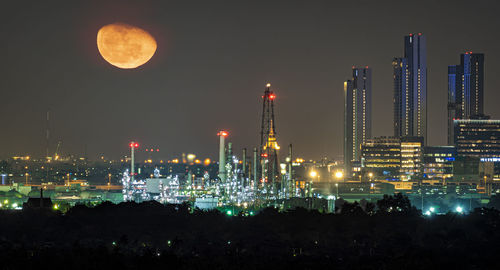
1, 199, 499, 270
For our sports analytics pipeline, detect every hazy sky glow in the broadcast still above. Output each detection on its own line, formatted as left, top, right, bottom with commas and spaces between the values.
1, 0, 499, 160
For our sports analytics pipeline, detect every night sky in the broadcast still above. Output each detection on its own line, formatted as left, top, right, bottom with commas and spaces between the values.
1, 0, 499, 161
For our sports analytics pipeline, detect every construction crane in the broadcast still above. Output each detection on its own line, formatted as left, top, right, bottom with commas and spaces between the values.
54, 141, 62, 161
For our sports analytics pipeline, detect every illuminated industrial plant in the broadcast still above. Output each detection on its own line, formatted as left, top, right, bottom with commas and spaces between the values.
118, 84, 299, 207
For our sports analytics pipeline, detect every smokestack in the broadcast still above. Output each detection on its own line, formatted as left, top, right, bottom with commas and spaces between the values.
253, 147, 258, 188
242, 148, 247, 187
218, 131, 228, 182
228, 142, 233, 158
131, 143, 135, 182
129, 142, 138, 182
288, 144, 293, 197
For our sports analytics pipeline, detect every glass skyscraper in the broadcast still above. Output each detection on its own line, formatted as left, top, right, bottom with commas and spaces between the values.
393, 33, 427, 144
344, 67, 372, 177
447, 52, 484, 145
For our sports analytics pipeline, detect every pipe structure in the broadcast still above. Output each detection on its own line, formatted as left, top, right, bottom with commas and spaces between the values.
218, 131, 228, 182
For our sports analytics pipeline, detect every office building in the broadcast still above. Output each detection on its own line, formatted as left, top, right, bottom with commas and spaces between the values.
361, 137, 400, 180
447, 52, 484, 144
344, 67, 372, 177
400, 137, 424, 181
393, 33, 427, 144
454, 118, 500, 159
423, 146, 455, 181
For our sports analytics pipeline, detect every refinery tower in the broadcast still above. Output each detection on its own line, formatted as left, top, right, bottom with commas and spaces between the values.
259, 83, 281, 197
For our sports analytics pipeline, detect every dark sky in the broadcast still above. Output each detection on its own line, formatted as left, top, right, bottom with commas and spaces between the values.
1, 0, 499, 161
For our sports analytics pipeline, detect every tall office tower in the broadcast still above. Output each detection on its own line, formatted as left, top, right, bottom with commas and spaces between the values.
393, 33, 427, 144
447, 52, 484, 145
344, 67, 372, 178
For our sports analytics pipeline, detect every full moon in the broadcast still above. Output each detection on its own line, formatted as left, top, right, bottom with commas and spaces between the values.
97, 23, 157, 69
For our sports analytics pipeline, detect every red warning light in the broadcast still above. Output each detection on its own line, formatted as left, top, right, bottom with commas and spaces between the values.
134, 143, 138, 148
269, 94, 276, 100
418, 33, 422, 36
146, 149, 149, 152
218, 131, 229, 137
261, 153, 268, 158
156, 149, 159, 152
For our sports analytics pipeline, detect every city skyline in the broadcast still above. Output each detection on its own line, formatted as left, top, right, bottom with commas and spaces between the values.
2, 2, 500, 269
1, 0, 500, 160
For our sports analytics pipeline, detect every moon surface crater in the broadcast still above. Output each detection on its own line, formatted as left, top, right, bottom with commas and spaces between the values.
97, 23, 157, 69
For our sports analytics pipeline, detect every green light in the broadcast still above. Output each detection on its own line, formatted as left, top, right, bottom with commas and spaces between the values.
249, 211, 254, 216
226, 210, 232, 216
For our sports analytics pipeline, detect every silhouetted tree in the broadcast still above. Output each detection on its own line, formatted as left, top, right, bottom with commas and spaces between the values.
487, 194, 500, 210
338, 201, 366, 216
376, 193, 419, 215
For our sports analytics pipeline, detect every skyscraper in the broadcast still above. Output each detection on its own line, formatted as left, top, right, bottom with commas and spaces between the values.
447, 52, 484, 145
393, 33, 427, 143
344, 67, 372, 177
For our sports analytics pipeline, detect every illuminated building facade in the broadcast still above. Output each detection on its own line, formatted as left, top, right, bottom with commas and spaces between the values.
454, 118, 500, 159
454, 118, 500, 179
423, 146, 455, 181
344, 67, 372, 178
447, 53, 485, 145
400, 137, 423, 181
361, 137, 400, 180
393, 33, 427, 144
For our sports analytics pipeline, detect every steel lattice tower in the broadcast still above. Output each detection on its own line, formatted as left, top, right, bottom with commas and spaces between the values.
259, 83, 280, 197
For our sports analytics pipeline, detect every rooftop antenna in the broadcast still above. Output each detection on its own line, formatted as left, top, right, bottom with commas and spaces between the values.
45, 110, 50, 182
45, 110, 50, 159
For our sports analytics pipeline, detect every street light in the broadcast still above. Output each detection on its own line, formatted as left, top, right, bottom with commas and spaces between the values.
368, 172, 373, 181
335, 171, 343, 180
309, 171, 318, 197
